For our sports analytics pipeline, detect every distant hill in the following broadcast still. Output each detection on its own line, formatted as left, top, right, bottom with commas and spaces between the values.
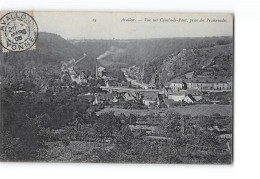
0, 32, 89, 83
71, 36, 233, 67
143, 43, 234, 85
0, 33, 233, 79
0, 32, 83, 67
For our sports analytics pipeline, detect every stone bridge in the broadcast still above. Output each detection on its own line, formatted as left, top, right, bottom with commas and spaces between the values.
100, 86, 160, 93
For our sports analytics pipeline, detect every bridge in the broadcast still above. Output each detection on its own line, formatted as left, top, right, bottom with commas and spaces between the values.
100, 86, 160, 93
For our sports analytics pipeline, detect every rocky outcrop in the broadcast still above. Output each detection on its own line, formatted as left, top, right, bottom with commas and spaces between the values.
159, 43, 233, 84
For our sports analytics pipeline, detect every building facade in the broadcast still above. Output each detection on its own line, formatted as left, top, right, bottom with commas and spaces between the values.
169, 77, 232, 91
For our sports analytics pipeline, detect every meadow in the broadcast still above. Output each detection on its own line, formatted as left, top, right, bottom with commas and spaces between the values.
97, 104, 232, 117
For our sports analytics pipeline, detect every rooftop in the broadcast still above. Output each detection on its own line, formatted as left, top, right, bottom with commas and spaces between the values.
143, 92, 158, 101
186, 94, 196, 102
170, 75, 232, 83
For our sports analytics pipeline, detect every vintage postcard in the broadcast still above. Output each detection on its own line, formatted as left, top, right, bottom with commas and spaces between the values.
0, 11, 233, 163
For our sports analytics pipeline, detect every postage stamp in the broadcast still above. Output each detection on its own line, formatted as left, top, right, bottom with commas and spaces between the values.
0, 11, 38, 52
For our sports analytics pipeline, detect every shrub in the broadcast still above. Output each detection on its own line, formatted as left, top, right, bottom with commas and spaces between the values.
62, 138, 70, 146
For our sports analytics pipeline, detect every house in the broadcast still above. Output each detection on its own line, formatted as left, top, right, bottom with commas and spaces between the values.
159, 86, 170, 97
142, 92, 159, 107
112, 97, 119, 103
168, 76, 232, 92
185, 76, 232, 91
185, 89, 203, 101
193, 95, 202, 101
183, 94, 196, 104
102, 93, 114, 101
92, 93, 114, 105
93, 94, 102, 105
93, 94, 109, 105
143, 98, 157, 107
160, 87, 186, 98
129, 124, 154, 135
169, 81, 183, 91
124, 92, 136, 102
97, 66, 106, 77
167, 91, 186, 102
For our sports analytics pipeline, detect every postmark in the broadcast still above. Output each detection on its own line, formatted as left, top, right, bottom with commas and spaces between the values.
0, 11, 38, 52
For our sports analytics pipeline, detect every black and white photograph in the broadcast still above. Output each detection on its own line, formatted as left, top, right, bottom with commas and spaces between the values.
0, 11, 233, 164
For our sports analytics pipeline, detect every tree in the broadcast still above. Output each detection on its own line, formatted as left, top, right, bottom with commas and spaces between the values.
127, 114, 137, 125
2, 115, 48, 161
93, 112, 122, 144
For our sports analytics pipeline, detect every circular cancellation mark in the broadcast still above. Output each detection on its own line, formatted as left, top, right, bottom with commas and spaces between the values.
0, 11, 38, 52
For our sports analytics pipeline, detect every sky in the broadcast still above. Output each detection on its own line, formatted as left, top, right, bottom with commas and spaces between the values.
34, 12, 233, 40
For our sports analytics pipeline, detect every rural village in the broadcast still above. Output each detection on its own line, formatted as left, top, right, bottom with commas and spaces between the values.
61, 49, 232, 109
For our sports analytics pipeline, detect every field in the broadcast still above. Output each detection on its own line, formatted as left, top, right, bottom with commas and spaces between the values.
97, 104, 232, 117
43, 141, 114, 162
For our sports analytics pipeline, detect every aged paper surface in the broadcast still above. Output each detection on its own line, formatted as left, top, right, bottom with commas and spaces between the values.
0, 11, 233, 163
34, 12, 233, 39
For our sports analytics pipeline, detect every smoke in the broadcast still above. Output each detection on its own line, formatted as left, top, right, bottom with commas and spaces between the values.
96, 46, 125, 60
